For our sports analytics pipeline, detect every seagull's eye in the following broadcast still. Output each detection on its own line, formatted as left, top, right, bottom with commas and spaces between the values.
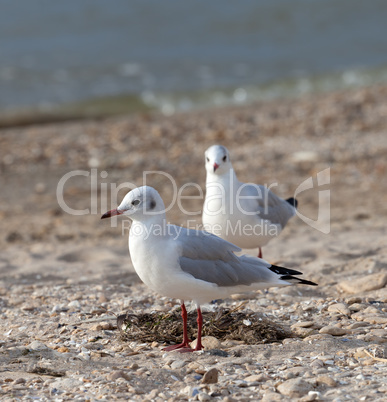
206, 157, 210, 162
132, 199, 140, 206
222, 155, 227, 162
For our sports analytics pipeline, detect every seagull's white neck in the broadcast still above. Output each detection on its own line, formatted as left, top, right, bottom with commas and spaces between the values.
206, 168, 239, 191
129, 215, 168, 241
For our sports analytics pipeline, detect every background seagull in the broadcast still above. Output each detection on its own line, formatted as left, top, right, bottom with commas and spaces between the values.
203, 145, 298, 258
101, 186, 317, 352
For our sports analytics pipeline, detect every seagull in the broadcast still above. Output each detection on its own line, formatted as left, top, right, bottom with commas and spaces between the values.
203, 145, 298, 259
101, 186, 317, 352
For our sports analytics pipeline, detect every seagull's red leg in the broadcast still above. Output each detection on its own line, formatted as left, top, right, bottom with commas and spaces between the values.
193, 307, 203, 351
163, 302, 192, 351
258, 247, 263, 259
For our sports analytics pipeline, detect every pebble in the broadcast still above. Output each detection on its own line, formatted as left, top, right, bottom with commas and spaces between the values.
338, 273, 387, 294
349, 303, 367, 312
201, 368, 219, 384
316, 375, 337, 387
319, 326, 348, 336
345, 297, 363, 305
291, 321, 314, 328
91, 322, 115, 331
107, 370, 131, 381
310, 359, 324, 369
327, 303, 351, 316
191, 336, 221, 350
198, 392, 212, 401
68, 300, 81, 309
244, 374, 269, 382
277, 378, 314, 398
170, 360, 187, 370
363, 316, 387, 325
28, 341, 50, 351
50, 377, 83, 391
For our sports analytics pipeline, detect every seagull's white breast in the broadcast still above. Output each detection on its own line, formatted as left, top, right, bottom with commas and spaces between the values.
203, 175, 280, 248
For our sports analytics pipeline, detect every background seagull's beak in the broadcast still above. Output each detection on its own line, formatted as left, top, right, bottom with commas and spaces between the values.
101, 208, 122, 219
213, 162, 219, 172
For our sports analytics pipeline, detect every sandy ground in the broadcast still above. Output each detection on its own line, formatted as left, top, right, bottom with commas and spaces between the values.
0, 85, 387, 401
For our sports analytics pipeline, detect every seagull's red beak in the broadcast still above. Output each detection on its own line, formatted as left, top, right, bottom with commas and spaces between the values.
101, 208, 122, 219
213, 163, 219, 173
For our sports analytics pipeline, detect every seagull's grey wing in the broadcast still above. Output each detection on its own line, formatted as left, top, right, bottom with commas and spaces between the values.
239, 183, 295, 228
171, 226, 278, 287
171, 226, 241, 261
180, 254, 281, 287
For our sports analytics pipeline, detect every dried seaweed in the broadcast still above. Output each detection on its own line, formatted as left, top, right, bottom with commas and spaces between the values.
117, 307, 290, 346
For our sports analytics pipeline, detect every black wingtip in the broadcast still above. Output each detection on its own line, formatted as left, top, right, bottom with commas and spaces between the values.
269, 265, 318, 286
286, 197, 298, 209
269, 264, 303, 276
280, 275, 318, 286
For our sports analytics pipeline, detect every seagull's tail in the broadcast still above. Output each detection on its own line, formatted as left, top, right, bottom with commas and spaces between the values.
286, 197, 298, 209
269, 264, 318, 286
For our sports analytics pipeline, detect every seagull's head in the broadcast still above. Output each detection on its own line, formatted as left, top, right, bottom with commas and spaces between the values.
101, 186, 165, 221
205, 145, 232, 175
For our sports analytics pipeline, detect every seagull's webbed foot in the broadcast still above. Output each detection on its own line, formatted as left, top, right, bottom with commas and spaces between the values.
163, 342, 192, 352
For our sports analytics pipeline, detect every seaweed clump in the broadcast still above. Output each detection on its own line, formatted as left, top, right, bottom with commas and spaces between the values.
117, 307, 290, 346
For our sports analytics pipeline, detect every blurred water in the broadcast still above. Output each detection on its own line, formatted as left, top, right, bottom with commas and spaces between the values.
1, 0, 387, 112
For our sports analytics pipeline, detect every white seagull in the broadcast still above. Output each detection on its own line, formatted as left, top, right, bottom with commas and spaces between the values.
102, 186, 316, 352
203, 145, 298, 259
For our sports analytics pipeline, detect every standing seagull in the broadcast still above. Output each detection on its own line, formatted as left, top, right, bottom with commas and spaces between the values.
102, 186, 316, 352
203, 145, 297, 258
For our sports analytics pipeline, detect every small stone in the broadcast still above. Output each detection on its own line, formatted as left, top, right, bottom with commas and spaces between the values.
283, 367, 306, 379
370, 329, 386, 337
303, 391, 322, 401
293, 327, 315, 337
191, 336, 221, 350
310, 359, 324, 369
57, 346, 69, 353
201, 368, 219, 384
91, 322, 115, 331
319, 326, 347, 336
262, 391, 284, 402
198, 392, 212, 401
338, 273, 387, 294
363, 334, 387, 344
303, 334, 333, 342
345, 297, 363, 305
363, 316, 387, 325
245, 374, 269, 382
129, 363, 139, 370
107, 370, 130, 381
277, 378, 314, 398
291, 321, 315, 328
348, 322, 368, 329
171, 360, 187, 370
316, 375, 337, 387
349, 303, 367, 312
68, 300, 81, 309
51, 378, 83, 391
327, 303, 351, 316
28, 341, 49, 351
